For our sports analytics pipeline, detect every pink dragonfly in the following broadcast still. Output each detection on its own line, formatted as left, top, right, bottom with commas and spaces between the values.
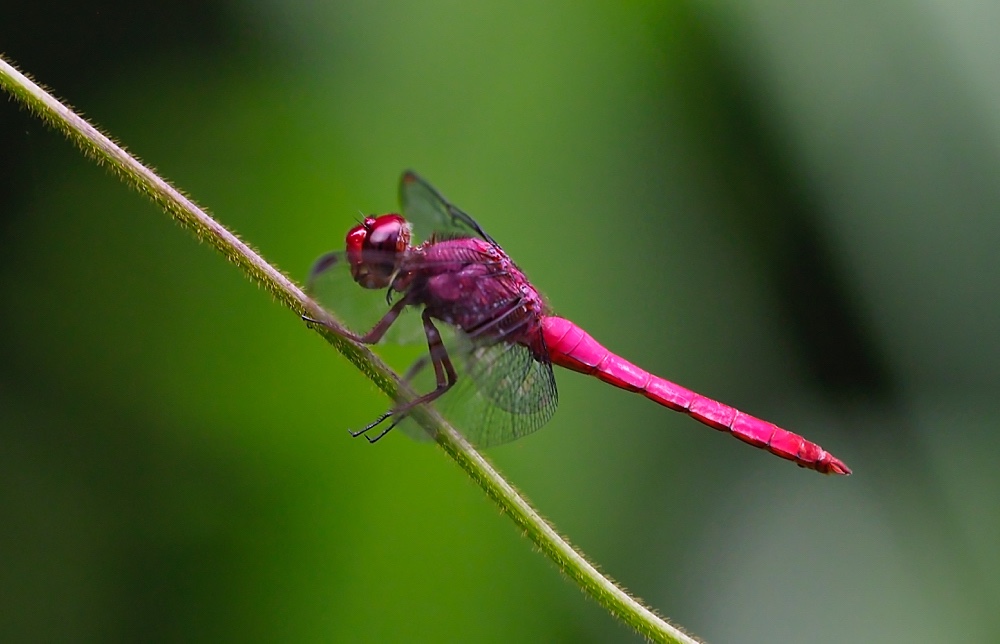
306, 171, 850, 475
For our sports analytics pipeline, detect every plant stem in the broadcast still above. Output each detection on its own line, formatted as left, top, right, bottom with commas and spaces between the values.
0, 55, 701, 644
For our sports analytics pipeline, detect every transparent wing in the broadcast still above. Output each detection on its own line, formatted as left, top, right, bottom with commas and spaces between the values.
400, 332, 558, 448
399, 170, 499, 246
305, 249, 424, 345
458, 339, 558, 446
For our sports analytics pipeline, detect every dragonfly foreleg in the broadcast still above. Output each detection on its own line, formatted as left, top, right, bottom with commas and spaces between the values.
347, 312, 458, 444
420, 309, 458, 400
354, 411, 405, 444
348, 410, 393, 439
397, 310, 457, 410
373, 311, 458, 427
302, 294, 411, 344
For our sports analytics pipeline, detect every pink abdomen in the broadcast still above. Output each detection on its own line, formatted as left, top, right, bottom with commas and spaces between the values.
541, 316, 850, 475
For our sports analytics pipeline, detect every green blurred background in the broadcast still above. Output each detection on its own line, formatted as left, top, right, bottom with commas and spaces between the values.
2, 1, 998, 642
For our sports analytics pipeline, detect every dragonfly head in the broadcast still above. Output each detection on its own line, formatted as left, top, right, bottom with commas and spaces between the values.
346, 214, 412, 289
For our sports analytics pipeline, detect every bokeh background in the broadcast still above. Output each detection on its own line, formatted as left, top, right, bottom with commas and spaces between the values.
2, 1, 999, 642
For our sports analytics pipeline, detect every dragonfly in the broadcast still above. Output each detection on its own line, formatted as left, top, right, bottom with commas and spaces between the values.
305, 171, 851, 475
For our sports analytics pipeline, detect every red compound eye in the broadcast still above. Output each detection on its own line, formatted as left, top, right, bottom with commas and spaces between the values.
345, 214, 411, 289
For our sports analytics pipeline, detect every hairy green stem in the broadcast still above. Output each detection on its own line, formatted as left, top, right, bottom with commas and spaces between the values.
0, 55, 700, 644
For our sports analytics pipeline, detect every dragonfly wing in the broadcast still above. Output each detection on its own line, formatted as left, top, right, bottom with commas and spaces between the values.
399, 170, 498, 246
392, 331, 557, 448
439, 338, 558, 447
305, 249, 424, 345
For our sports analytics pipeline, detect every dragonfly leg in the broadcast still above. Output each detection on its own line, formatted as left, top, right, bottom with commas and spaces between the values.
357, 413, 404, 443
302, 294, 411, 344
390, 310, 458, 415
346, 312, 457, 444
348, 409, 393, 438
348, 407, 418, 444
350, 357, 429, 442
371, 311, 460, 441
422, 310, 459, 398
